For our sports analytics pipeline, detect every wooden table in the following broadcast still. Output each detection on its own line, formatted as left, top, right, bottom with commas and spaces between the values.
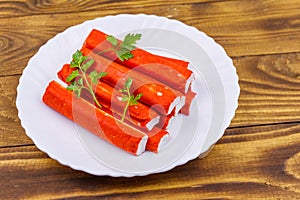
1, 0, 300, 199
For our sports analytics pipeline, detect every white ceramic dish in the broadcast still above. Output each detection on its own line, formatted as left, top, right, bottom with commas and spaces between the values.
16, 14, 239, 177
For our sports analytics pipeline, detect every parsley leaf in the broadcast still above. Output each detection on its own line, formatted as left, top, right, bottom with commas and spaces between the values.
131, 93, 143, 106
104, 33, 142, 61
67, 82, 82, 98
82, 59, 94, 71
117, 50, 133, 61
119, 77, 143, 122
106, 35, 118, 46
89, 71, 107, 84
124, 75, 133, 89
66, 69, 79, 82
66, 50, 107, 108
122, 33, 141, 51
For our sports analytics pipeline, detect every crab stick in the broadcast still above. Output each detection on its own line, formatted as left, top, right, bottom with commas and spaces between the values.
180, 89, 197, 116
157, 110, 176, 130
98, 105, 170, 153
82, 29, 194, 93
78, 89, 169, 153
144, 128, 170, 153
155, 54, 189, 69
80, 48, 183, 115
42, 80, 148, 155
58, 64, 160, 131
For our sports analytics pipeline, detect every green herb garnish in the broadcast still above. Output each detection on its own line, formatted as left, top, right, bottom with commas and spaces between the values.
66, 50, 107, 108
119, 77, 143, 122
102, 33, 141, 61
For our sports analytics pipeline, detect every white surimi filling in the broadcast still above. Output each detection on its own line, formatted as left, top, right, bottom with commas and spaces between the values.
165, 115, 176, 130
185, 73, 195, 94
175, 96, 186, 115
136, 134, 148, 156
188, 93, 197, 114
157, 134, 170, 153
167, 96, 180, 115
146, 115, 160, 131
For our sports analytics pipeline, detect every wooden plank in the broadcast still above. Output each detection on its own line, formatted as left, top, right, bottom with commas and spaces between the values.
0, 0, 212, 18
1, 0, 300, 76
1, 52, 300, 146
0, 75, 32, 147
232, 52, 300, 126
1, 0, 299, 199
0, 123, 299, 199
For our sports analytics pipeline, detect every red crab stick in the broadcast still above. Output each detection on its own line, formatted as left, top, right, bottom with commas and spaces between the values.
58, 64, 160, 131
158, 110, 176, 130
83, 29, 194, 93
42, 81, 148, 156
180, 88, 197, 116
144, 128, 169, 153
155, 54, 189, 69
74, 87, 170, 153
99, 105, 170, 153
81, 48, 182, 115
83, 29, 190, 68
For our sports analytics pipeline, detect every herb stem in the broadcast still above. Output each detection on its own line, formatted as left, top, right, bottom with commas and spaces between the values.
121, 101, 130, 122
121, 88, 132, 121
119, 78, 142, 122
90, 88, 102, 108
79, 65, 102, 108
97, 47, 115, 55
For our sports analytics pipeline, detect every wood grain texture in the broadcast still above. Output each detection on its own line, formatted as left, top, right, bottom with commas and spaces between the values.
1, 0, 300, 199
0, 123, 299, 199
232, 52, 300, 126
0, 0, 208, 18
1, 0, 300, 77
0, 75, 31, 147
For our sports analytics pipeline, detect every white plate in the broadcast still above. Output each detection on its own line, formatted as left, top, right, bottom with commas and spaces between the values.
16, 14, 239, 177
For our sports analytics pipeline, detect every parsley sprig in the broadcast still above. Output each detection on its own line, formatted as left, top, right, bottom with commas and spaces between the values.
99, 33, 141, 61
66, 50, 107, 108
119, 77, 143, 122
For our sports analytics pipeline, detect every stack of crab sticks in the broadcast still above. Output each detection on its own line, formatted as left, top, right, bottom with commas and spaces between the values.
42, 29, 197, 155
